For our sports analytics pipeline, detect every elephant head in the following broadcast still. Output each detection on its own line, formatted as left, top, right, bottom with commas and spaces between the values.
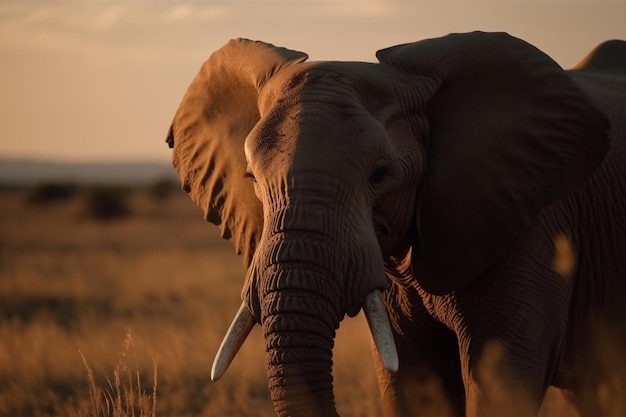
166, 32, 608, 416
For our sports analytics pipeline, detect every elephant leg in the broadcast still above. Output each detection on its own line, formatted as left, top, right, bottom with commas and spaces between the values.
563, 317, 626, 417
376, 284, 465, 417
451, 248, 572, 417
372, 328, 464, 417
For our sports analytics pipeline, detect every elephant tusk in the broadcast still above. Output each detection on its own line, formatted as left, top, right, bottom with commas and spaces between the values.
211, 302, 256, 382
363, 290, 399, 373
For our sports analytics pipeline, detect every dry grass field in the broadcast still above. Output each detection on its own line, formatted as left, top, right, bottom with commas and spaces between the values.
0, 183, 584, 416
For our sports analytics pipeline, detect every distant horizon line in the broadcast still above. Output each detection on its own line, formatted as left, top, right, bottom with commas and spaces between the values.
0, 157, 178, 186
0, 155, 172, 166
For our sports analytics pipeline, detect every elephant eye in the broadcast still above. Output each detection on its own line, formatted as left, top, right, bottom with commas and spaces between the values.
369, 161, 390, 186
244, 171, 257, 183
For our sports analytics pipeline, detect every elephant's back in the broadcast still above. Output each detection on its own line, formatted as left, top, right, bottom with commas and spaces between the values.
571, 40, 626, 74
568, 76, 625, 157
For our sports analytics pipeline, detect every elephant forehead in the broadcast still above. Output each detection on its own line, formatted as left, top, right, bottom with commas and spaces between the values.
258, 62, 365, 115
246, 98, 383, 174
260, 60, 407, 127
246, 63, 398, 180
253, 64, 385, 143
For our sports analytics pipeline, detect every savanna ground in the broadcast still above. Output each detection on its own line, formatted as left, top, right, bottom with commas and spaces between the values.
0, 181, 589, 416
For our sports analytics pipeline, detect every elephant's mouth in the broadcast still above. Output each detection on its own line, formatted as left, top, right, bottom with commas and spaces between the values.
211, 290, 398, 382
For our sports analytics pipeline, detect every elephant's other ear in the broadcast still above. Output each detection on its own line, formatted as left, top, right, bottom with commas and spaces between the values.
167, 39, 308, 266
377, 32, 609, 295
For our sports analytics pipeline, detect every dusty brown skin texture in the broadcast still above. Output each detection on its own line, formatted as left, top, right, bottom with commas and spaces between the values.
167, 32, 626, 416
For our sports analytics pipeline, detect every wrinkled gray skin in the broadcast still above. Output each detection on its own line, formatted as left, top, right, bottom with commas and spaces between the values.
166, 32, 626, 416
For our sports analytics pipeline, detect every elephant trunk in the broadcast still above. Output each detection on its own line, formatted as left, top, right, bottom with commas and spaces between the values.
263, 288, 339, 417
212, 259, 398, 417
229, 200, 397, 416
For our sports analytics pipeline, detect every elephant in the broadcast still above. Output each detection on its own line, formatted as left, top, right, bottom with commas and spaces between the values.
165, 31, 626, 416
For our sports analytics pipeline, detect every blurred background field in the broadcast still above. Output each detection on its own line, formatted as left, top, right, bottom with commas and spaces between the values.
0, 180, 386, 417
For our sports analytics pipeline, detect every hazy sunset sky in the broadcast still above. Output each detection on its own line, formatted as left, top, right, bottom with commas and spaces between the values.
1, 1, 625, 163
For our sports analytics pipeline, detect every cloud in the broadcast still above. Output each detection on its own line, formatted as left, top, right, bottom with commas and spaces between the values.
92, 5, 126, 31
0, 3, 211, 63
163, 4, 229, 23
164, 4, 192, 21
196, 5, 230, 21
313, 0, 396, 18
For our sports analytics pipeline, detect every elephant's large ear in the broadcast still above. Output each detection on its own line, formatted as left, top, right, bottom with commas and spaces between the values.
377, 32, 609, 294
167, 39, 308, 266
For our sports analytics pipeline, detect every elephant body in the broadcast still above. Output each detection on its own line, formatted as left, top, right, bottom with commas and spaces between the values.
166, 32, 626, 416
385, 130, 626, 415
386, 52, 626, 416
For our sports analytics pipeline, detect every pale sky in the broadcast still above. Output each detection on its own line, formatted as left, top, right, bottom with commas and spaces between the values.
1, 1, 625, 163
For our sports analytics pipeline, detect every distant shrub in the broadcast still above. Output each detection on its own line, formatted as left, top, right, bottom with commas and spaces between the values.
25, 182, 79, 205
0, 183, 23, 194
79, 185, 131, 221
146, 178, 178, 202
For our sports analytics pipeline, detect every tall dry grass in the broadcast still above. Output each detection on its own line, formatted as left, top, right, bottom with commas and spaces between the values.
75, 330, 157, 417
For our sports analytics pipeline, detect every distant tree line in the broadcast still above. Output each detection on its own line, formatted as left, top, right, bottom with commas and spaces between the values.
21, 178, 180, 221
